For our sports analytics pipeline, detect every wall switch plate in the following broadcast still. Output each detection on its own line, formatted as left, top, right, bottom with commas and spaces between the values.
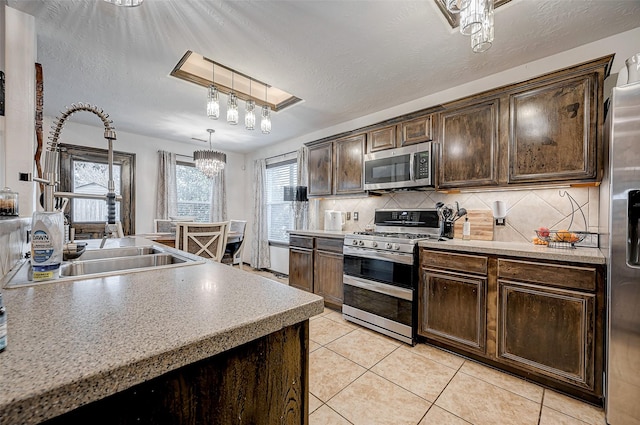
19, 172, 31, 181
353, 212, 359, 221
346, 212, 351, 220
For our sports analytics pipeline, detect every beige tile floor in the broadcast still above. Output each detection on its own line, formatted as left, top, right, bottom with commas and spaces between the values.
308, 308, 607, 425
241, 268, 607, 425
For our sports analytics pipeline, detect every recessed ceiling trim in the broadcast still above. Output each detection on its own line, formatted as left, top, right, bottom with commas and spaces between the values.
170, 50, 302, 112
434, 0, 511, 28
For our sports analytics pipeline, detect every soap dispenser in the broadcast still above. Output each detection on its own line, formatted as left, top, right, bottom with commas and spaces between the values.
462, 217, 471, 240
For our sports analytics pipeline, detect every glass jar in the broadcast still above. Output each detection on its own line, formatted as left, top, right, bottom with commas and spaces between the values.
0, 187, 18, 216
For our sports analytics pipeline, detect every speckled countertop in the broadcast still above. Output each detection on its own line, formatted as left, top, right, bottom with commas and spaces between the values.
288, 229, 348, 239
0, 238, 324, 425
418, 238, 605, 264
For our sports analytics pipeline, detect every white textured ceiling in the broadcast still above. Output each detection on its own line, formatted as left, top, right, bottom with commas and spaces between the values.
7, 0, 640, 153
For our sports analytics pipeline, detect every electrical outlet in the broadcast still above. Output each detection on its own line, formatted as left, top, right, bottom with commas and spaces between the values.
353, 212, 359, 221
346, 212, 351, 220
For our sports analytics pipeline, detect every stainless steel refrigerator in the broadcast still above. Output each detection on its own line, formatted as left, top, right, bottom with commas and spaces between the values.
601, 80, 640, 425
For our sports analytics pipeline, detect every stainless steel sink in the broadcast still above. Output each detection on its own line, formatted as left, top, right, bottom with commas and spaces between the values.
76, 246, 160, 261
2, 242, 205, 289
60, 253, 186, 277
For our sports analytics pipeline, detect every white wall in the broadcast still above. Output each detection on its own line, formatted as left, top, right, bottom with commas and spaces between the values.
4, 5, 36, 215
41, 118, 247, 234
242, 26, 640, 273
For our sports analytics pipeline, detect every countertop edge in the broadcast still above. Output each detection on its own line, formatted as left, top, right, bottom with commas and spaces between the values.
287, 229, 347, 239
2, 298, 324, 425
418, 239, 605, 264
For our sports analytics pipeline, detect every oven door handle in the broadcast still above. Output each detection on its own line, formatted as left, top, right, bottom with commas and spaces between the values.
343, 275, 413, 301
343, 246, 414, 265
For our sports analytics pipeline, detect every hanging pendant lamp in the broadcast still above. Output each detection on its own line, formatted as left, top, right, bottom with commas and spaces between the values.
261, 85, 271, 134
227, 74, 238, 125
194, 129, 226, 178
207, 63, 220, 119
245, 79, 256, 130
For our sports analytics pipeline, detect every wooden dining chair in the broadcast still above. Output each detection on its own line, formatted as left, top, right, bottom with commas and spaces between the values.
226, 220, 247, 270
175, 221, 229, 262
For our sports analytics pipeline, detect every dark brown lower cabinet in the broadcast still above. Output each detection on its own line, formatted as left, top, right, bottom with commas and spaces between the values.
42, 321, 309, 425
289, 246, 314, 292
289, 234, 344, 309
418, 248, 604, 405
497, 280, 595, 391
314, 237, 344, 310
419, 270, 486, 354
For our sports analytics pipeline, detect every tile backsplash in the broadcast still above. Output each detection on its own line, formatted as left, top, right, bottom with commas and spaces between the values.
314, 187, 598, 243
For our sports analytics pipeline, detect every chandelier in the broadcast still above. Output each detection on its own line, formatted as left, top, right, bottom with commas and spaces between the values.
194, 129, 226, 178
103, 0, 143, 6
446, 0, 494, 53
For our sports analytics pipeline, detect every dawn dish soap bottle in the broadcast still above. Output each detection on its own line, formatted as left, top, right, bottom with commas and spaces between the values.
31, 211, 64, 281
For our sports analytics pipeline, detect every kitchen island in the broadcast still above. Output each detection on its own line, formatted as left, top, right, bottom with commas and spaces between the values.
0, 238, 324, 424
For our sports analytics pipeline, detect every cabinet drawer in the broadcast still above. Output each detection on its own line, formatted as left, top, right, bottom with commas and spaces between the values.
421, 249, 488, 275
316, 237, 344, 253
498, 259, 596, 291
289, 235, 314, 249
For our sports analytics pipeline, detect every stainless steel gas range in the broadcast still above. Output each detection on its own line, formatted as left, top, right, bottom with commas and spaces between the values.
342, 209, 440, 345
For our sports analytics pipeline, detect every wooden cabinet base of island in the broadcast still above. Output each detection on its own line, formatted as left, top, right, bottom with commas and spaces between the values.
418, 248, 605, 406
42, 321, 310, 425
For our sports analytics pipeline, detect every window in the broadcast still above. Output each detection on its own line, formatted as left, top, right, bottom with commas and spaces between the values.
72, 160, 122, 222
266, 158, 298, 243
59, 144, 135, 239
176, 162, 212, 222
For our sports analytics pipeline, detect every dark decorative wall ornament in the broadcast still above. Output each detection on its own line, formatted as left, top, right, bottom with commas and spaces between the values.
0, 70, 5, 116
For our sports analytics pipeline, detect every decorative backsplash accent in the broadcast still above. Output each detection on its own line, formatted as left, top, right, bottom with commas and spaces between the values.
315, 187, 599, 244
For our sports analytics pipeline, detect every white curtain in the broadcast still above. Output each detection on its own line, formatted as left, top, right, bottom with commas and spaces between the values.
209, 169, 227, 222
251, 158, 271, 269
295, 146, 309, 230
156, 151, 177, 219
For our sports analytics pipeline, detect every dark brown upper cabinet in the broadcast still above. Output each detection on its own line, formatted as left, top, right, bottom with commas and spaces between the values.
307, 133, 365, 197
307, 141, 333, 197
439, 98, 500, 189
401, 114, 435, 146
508, 73, 598, 183
334, 133, 366, 194
367, 124, 398, 153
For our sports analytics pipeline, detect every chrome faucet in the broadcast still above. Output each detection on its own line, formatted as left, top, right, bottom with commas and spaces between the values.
34, 103, 123, 243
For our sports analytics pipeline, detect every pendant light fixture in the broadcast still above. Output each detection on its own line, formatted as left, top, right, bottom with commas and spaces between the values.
446, 0, 469, 13
445, 0, 495, 53
227, 73, 238, 125
194, 129, 226, 178
471, 0, 494, 52
261, 85, 272, 134
207, 63, 220, 120
245, 79, 256, 130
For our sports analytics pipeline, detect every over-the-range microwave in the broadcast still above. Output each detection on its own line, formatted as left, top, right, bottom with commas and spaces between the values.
363, 142, 433, 191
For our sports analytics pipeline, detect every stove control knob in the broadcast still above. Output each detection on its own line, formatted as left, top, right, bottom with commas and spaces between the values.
393, 243, 400, 250
359, 240, 365, 246
352, 239, 358, 245
371, 241, 378, 248
386, 243, 392, 249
